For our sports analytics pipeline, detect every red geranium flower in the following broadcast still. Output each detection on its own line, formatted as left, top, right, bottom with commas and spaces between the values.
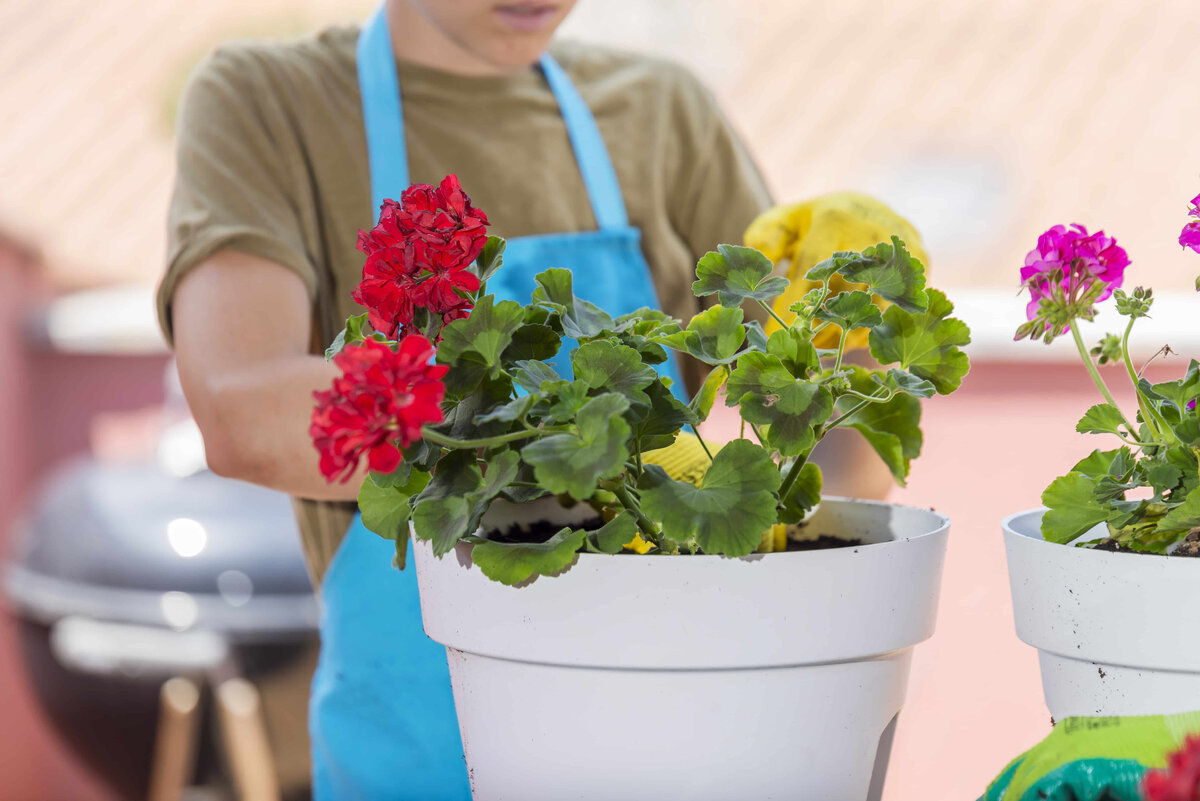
353, 174, 489, 338
1143, 735, 1200, 801
310, 337, 447, 483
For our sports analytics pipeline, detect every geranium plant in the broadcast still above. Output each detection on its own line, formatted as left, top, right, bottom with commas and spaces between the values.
1016, 202, 1200, 553
312, 175, 971, 584
1143, 735, 1200, 801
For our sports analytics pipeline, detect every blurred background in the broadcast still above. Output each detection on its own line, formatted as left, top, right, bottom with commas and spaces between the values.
1, 0, 1197, 798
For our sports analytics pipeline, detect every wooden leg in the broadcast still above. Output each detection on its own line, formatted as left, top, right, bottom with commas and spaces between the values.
214, 678, 282, 801
147, 677, 201, 801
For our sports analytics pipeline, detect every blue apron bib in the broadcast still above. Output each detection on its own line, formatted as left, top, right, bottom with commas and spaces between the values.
309, 6, 683, 799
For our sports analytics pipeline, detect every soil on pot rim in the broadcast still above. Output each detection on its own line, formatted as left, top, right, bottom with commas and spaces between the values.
785, 535, 864, 551
1088, 529, 1200, 558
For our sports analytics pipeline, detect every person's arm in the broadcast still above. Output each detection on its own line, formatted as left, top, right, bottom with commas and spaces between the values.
172, 249, 362, 501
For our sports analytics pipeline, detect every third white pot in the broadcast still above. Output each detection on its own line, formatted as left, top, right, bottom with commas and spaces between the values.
1003, 508, 1200, 719
415, 497, 949, 801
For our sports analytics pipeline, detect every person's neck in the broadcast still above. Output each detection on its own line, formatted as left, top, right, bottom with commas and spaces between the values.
386, 0, 528, 77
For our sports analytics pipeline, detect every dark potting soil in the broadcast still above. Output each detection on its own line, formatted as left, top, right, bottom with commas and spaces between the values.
785, 535, 864, 552
1089, 528, 1200, 558
486, 519, 864, 553
487, 517, 605, 545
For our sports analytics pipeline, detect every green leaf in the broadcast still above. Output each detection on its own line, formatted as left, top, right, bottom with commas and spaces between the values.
1076, 403, 1128, 437
1157, 486, 1200, 532
725, 351, 833, 456
692, 244, 789, 308
690, 365, 730, 422
779, 462, 823, 524
474, 394, 537, 425
744, 319, 769, 352
586, 513, 640, 554
358, 468, 431, 539
1150, 360, 1200, 415
1146, 462, 1184, 495
521, 393, 631, 500
512, 360, 563, 393
658, 305, 746, 365
532, 269, 615, 339
475, 236, 506, 283
469, 528, 588, 586
640, 439, 781, 557
630, 381, 697, 454
502, 323, 561, 363
874, 368, 936, 399
438, 375, 515, 440
571, 340, 658, 407
436, 296, 526, 395
816, 290, 884, 331
868, 288, 971, 394
841, 367, 922, 485
1041, 472, 1109, 544
544, 380, 590, 423
325, 313, 371, 361
412, 450, 520, 556
765, 328, 819, 376
1071, 447, 1133, 479
807, 237, 929, 313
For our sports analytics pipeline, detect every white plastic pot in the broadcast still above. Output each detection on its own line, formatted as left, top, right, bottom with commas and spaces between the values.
1003, 508, 1200, 719
414, 497, 949, 801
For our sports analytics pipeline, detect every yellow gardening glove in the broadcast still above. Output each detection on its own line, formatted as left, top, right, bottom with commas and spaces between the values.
743, 193, 929, 349
639, 434, 787, 554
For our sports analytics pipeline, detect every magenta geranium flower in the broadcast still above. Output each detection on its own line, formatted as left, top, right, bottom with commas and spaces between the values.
1016, 224, 1129, 341
1181, 194, 1200, 254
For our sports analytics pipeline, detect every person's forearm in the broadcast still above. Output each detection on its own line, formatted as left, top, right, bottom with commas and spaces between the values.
194, 353, 364, 501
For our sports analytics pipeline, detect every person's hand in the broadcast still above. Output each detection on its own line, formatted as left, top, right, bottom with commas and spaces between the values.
981, 711, 1200, 801
743, 193, 929, 349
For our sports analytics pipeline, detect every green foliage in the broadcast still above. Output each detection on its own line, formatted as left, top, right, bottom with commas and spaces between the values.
692, 244, 789, 307
334, 232, 971, 582
640, 440, 782, 557
325, 313, 376, 361
658, 306, 746, 365
468, 527, 588, 585
869, 288, 971, 394
804, 236, 928, 313
521, 394, 631, 500
411, 450, 520, 556
1076, 404, 1129, 437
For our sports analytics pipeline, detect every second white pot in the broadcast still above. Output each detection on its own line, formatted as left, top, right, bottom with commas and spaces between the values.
414, 497, 949, 801
1003, 508, 1200, 719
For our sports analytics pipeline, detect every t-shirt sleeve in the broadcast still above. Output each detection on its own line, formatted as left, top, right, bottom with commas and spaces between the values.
157, 45, 319, 345
662, 65, 774, 322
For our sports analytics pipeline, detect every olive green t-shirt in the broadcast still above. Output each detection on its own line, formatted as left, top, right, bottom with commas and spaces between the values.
159, 25, 771, 584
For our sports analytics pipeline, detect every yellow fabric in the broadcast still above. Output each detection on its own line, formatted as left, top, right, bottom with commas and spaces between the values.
743, 192, 929, 349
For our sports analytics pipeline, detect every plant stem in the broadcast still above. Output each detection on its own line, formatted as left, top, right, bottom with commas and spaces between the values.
690, 425, 715, 461
613, 482, 660, 541
757, 299, 790, 330
1069, 319, 1137, 434
421, 425, 568, 450
832, 326, 851, 375
1120, 317, 1176, 446
777, 450, 813, 505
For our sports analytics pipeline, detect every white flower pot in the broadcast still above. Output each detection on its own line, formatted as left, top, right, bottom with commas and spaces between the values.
1003, 508, 1200, 719
414, 497, 949, 801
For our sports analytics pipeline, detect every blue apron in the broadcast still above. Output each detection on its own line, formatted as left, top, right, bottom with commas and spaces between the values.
309, 5, 684, 799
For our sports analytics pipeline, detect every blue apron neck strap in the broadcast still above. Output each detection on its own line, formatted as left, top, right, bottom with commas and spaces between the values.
537, 53, 629, 230
356, 5, 629, 230
357, 4, 409, 214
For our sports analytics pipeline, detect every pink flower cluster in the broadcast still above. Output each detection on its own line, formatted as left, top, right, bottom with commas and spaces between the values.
1181, 194, 1200, 254
1021, 224, 1129, 323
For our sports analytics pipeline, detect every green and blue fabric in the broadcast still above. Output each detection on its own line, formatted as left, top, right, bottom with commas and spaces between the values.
981, 710, 1200, 801
309, 4, 684, 798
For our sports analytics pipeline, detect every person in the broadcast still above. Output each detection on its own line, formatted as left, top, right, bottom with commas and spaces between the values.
159, 1, 886, 797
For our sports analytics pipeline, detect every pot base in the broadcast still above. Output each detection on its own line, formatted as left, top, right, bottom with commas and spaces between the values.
1039, 651, 1200, 718
450, 648, 910, 801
